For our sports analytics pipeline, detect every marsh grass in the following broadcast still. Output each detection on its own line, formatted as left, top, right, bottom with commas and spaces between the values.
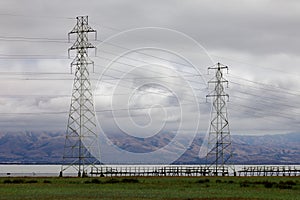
0, 176, 299, 200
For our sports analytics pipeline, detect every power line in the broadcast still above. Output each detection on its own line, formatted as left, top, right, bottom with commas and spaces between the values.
0, 35, 69, 43
228, 74, 300, 96
0, 102, 206, 116
97, 40, 205, 74
94, 55, 295, 114
1, 66, 300, 121
94, 64, 206, 90
232, 85, 300, 105
89, 22, 124, 33
95, 54, 206, 80
0, 30, 298, 98
0, 69, 207, 105
93, 24, 300, 80
97, 49, 300, 99
210, 53, 300, 78
0, 57, 299, 112
95, 41, 300, 104
0, 56, 68, 60
0, 18, 299, 79
0, 58, 300, 122
230, 83, 300, 109
230, 102, 300, 122
0, 13, 74, 20
0, 72, 70, 75
231, 93, 300, 112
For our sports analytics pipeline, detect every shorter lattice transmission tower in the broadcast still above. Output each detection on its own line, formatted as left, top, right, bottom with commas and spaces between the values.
206, 62, 232, 175
60, 16, 100, 177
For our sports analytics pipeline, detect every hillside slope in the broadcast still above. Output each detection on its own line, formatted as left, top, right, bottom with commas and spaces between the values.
0, 131, 299, 164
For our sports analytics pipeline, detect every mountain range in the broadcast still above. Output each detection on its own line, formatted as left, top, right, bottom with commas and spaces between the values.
0, 131, 299, 164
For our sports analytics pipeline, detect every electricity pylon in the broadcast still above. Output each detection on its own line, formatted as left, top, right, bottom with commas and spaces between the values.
60, 16, 100, 177
206, 62, 232, 175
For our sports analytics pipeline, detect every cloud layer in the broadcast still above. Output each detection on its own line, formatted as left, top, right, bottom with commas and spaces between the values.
0, 0, 299, 136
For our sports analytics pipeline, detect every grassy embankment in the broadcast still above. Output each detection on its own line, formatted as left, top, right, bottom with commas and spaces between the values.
0, 176, 299, 200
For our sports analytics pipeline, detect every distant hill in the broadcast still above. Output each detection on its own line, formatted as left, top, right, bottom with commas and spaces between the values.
176, 133, 300, 164
231, 133, 300, 164
0, 131, 299, 164
0, 131, 64, 164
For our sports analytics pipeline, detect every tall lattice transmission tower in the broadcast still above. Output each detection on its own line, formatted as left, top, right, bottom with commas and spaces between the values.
206, 62, 232, 175
60, 16, 100, 177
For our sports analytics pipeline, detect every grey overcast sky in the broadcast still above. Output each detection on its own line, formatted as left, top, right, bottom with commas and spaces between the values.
0, 0, 300, 136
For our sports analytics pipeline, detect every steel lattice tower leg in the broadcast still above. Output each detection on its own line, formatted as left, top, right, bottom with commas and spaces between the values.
206, 62, 232, 176
60, 16, 99, 177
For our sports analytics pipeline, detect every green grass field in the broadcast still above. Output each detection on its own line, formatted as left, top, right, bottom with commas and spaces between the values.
0, 176, 299, 200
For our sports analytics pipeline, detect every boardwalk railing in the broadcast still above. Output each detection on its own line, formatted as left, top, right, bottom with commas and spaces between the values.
90, 165, 229, 177
238, 166, 300, 176
89, 165, 300, 177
